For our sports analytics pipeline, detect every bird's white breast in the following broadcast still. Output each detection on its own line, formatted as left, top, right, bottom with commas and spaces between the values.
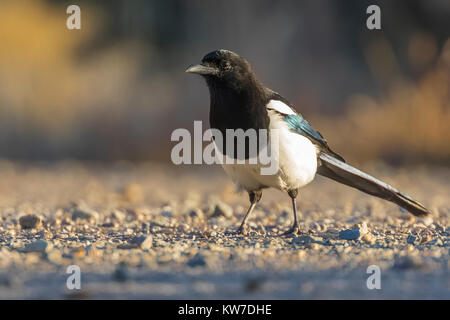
220, 100, 318, 192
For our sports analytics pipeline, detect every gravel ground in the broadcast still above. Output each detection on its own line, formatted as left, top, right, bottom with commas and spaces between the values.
0, 160, 448, 299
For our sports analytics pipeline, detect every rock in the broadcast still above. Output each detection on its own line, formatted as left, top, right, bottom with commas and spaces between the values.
211, 202, 233, 218
118, 235, 153, 250
72, 209, 97, 222
420, 235, 434, 244
418, 216, 433, 226
19, 214, 41, 229
339, 228, 361, 240
309, 222, 322, 232
111, 210, 126, 221
36, 230, 53, 240
117, 243, 135, 250
161, 210, 173, 218
178, 223, 191, 233
359, 222, 369, 235
351, 222, 368, 234
100, 222, 116, 228
130, 235, 153, 250
407, 235, 419, 245
47, 249, 64, 264
339, 223, 369, 241
23, 240, 51, 253
70, 247, 86, 258
152, 216, 172, 228
154, 239, 168, 247
187, 252, 207, 267
127, 208, 146, 221
189, 209, 205, 220
361, 233, 376, 245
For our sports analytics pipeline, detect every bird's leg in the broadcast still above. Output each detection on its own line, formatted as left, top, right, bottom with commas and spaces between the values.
237, 190, 262, 235
280, 189, 301, 236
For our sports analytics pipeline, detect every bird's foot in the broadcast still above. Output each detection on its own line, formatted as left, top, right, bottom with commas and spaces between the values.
236, 224, 249, 236
222, 223, 246, 236
278, 224, 301, 237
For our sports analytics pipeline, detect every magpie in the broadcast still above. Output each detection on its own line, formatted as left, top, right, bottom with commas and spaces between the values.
186, 49, 430, 235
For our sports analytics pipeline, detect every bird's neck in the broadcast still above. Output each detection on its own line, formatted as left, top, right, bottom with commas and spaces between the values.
207, 78, 270, 132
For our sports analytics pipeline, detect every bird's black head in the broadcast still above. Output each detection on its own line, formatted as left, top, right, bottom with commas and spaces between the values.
186, 49, 257, 91
186, 49, 270, 158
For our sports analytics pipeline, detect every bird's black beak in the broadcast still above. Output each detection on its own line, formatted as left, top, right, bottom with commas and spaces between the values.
185, 64, 218, 76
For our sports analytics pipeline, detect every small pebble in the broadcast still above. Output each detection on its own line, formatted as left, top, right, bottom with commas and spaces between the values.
23, 240, 51, 253
19, 215, 41, 230
212, 202, 233, 218
339, 228, 361, 240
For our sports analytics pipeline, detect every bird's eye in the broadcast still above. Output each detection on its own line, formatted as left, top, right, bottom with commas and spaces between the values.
221, 61, 232, 71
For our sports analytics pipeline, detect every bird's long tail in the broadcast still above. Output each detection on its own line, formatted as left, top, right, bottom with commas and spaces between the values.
317, 152, 430, 217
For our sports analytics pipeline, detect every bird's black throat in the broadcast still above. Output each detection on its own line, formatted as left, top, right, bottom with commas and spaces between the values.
205, 76, 271, 160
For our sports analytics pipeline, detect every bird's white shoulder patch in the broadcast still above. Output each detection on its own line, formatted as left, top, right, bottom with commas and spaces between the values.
266, 109, 318, 190
266, 99, 296, 115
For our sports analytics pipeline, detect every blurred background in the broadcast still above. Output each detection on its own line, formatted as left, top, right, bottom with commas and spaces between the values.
0, 0, 449, 166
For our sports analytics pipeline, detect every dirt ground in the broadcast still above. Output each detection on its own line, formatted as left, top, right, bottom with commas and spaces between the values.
0, 160, 448, 299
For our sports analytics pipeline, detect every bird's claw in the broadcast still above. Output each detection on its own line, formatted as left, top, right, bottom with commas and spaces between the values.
278, 225, 301, 237
236, 225, 249, 236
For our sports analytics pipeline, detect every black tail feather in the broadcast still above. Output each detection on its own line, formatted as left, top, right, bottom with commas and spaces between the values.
317, 153, 430, 217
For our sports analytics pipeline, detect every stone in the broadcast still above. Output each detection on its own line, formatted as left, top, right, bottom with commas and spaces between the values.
407, 234, 419, 245
420, 235, 434, 244
187, 252, 207, 267
359, 222, 369, 235
70, 247, 86, 258
37, 230, 53, 240
418, 216, 433, 226
189, 209, 205, 220
72, 209, 97, 222
111, 210, 126, 221
309, 222, 322, 232
161, 210, 173, 218
23, 240, 51, 253
117, 235, 153, 250
130, 235, 153, 250
211, 202, 233, 218
339, 228, 361, 240
19, 214, 41, 229
47, 249, 64, 264
362, 233, 376, 245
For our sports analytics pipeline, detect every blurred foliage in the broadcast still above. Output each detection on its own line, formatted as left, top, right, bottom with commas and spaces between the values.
0, 0, 448, 165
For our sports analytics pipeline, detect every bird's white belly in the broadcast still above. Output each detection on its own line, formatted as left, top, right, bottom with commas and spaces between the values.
220, 110, 318, 192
